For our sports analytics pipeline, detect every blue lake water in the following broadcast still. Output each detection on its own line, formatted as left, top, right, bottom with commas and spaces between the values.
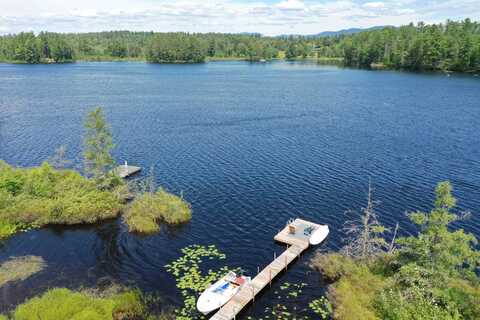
0, 61, 480, 317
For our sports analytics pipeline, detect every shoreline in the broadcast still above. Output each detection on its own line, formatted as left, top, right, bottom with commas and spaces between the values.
0, 58, 478, 76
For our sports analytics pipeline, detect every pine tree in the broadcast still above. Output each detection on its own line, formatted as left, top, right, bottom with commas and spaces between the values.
83, 107, 115, 187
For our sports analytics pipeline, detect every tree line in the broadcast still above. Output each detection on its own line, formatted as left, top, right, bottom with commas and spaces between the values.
1, 19, 479, 71
314, 19, 480, 72
0, 31, 302, 63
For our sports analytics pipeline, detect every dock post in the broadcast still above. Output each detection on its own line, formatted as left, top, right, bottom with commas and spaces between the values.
269, 269, 272, 287
285, 254, 288, 271
257, 266, 260, 274
274, 251, 276, 260
252, 285, 255, 303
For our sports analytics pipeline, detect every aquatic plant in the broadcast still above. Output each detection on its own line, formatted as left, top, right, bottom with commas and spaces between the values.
0, 255, 46, 287
125, 188, 192, 234
165, 244, 231, 320
309, 296, 332, 319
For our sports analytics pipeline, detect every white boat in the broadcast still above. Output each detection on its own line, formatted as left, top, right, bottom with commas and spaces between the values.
308, 224, 329, 245
197, 271, 251, 315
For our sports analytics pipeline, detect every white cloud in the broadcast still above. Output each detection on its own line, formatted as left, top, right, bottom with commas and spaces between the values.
275, 0, 306, 11
0, 0, 479, 35
363, 2, 385, 9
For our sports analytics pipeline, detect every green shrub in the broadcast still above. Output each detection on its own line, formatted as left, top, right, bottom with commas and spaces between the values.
12, 288, 144, 320
125, 188, 192, 233
0, 160, 124, 238
310, 253, 359, 281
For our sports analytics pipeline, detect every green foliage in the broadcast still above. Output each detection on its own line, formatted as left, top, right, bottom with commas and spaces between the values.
165, 244, 229, 320
397, 181, 479, 278
145, 33, 207, 63
310, 252, 359, 282
83, 107, 116, 187
125, 188, 192, 233
0, 19, 479, 70
315, 19, 480, 72
0, 160, 123, 238
10, 288, 144, 320
313, 253, 386, 320
312, 181, 480, 320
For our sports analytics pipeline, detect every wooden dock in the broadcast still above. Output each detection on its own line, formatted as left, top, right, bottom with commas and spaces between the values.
113, 161, 142, 178
210, 218, 323, 320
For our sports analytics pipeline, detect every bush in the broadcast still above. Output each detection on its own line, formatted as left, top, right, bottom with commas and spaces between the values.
125, 188, 192, 233
12, 288, 145, 320
310, 252, 359, 282
0, 160, 124, 238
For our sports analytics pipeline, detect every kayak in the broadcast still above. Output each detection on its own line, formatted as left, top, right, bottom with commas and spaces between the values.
197, 271, 251, 315
308, 224, 329, 245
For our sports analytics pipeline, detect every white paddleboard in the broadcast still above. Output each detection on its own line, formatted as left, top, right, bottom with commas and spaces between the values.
309, 225, 329, 245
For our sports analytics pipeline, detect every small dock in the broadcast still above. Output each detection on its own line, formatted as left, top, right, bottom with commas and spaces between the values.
113, 161, 142, 178
210, 218, 323, 320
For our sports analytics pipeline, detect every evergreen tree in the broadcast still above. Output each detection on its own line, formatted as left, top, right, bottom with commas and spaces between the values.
83, 107, 116, 187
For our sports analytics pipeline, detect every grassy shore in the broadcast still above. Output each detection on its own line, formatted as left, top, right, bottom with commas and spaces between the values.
0, 160, 124, 238
124, 188, 192, 233
309, 182, 480, 320
0, 160, 192, 238
4, 288, 145, 320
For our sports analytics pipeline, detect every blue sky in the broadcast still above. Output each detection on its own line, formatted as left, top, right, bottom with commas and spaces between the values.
1, 0, 479, 35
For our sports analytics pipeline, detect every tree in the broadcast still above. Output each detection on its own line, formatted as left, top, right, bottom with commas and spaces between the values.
397, 181, 479, 278
48, 145, 72, 169
342, 182, 388, 260
83, 107, 115, 187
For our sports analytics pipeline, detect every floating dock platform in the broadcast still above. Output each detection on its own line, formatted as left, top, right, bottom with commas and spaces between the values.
113, 161, 142, 178
210, 218, 323, 320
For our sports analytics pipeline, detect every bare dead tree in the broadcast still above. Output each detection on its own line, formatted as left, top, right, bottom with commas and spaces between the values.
388, 222, 399, 254
48, 145, 72, 169
341, 181, 389, 260
126, 166, 156, 196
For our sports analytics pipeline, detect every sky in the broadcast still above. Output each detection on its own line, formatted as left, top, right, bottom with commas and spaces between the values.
1, 0, 479, 36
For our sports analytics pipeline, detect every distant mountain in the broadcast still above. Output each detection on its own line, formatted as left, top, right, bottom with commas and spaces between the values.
315, 26, 391, 37
275, 26, 392, 39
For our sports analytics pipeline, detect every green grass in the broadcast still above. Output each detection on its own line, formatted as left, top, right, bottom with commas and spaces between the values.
125, 188, 192, 233
10, 288, 144, 320
310, 253, 386, 320
0, 160, 124, 238
0, 256, 46, 287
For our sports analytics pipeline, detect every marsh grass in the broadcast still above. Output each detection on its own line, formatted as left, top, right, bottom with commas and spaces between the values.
10, 288, 145, 320
0, 160, 124, 238
125, 188, 192, 234
0, 256, 46, 287
310, 252, 387, 320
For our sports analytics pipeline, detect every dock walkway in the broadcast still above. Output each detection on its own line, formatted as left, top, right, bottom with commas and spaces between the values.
210, 219, 322, 320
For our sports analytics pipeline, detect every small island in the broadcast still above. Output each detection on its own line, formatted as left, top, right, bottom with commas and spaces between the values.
0, 107, 191, 239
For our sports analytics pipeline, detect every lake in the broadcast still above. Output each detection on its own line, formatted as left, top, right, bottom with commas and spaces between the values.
1, 61, 479, 317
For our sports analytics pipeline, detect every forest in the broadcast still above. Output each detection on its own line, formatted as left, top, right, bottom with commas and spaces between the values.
315, 18, 480, 72
0, 19, 479, 71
